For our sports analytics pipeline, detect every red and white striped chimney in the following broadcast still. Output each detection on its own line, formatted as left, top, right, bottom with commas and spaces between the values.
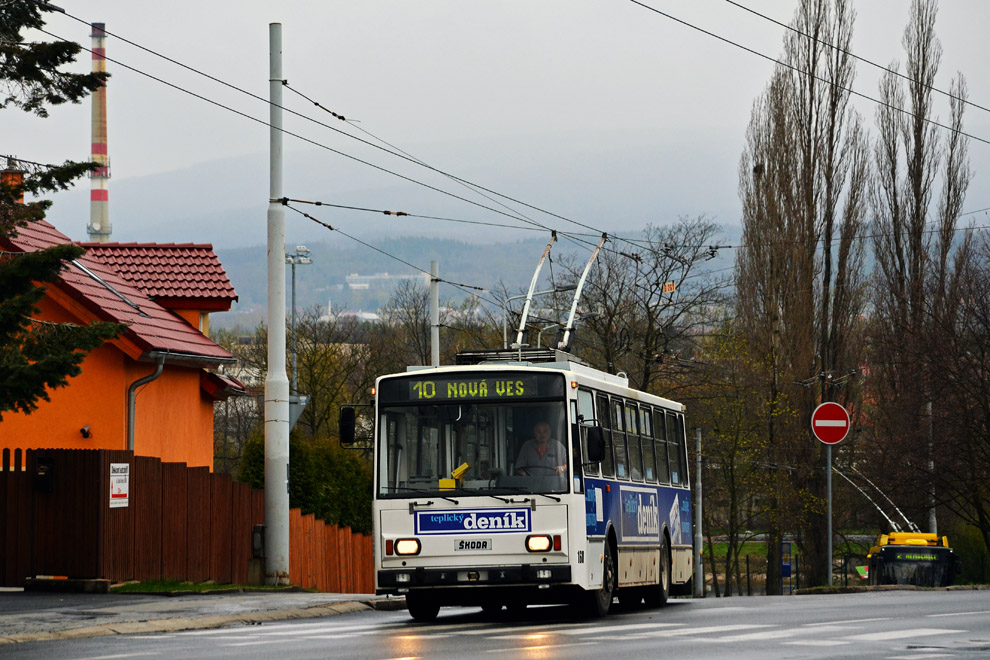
87, 22, 111, 242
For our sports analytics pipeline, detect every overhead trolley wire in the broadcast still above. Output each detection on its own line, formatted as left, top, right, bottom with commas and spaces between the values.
624, 0, 990, 147
723, 0, 990, 118
52, 8, 602, 236
282, 82, 551, 236
283, 203, 490, 297
39, 11, 732, 273
46, 9, 656, 250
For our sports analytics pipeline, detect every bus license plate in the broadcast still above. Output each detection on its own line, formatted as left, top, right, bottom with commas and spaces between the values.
455, 538, 491, 551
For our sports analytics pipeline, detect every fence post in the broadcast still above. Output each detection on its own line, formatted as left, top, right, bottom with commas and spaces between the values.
746, 555, 751, 596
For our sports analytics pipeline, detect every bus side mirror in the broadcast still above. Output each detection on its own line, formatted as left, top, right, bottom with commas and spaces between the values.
585, 426, 604, 463
338, 406, 357, 445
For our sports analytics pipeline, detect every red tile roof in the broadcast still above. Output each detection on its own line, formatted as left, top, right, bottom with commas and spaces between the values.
78, 242, 238, 310
2, 221, 234, 364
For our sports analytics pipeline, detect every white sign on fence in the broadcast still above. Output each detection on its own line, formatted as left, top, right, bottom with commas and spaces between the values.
109, 463, 130, 508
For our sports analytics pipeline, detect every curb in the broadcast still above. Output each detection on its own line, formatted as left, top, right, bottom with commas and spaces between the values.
794, 584, 990, 595
0, 597, 406, 645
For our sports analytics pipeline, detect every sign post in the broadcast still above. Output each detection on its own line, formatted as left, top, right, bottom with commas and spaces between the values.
812, 401, 850, 586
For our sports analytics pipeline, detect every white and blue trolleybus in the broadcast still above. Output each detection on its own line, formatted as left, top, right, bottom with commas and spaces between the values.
340, 348, 693, 621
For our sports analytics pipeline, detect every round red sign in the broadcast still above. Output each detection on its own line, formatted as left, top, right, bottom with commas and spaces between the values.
811, 402, 850, 445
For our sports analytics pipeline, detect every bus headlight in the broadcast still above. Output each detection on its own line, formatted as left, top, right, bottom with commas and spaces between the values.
394, 538, 422, 556
526, 535, 552, 552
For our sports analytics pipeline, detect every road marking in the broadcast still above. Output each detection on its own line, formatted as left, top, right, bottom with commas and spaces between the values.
222, 639, 296, 647
485, 642, 595, 653
180, 621, 396, 635
559, 622, 679, 635
842, 628, 964, 642
70, 655, 159, 660
783, 640, 850, 647
927, 610, 990, 618
804, 617, 889, 626
633, 624, 771, 638
709, 624, 860, 643
886, 655, 952, 659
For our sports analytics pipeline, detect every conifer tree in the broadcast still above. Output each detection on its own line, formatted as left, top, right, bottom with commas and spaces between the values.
1, 1, 122, 418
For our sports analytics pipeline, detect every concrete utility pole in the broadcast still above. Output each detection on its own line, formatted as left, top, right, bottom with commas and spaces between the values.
430, 261, 440, 367
694, 427, 704, 597
264, 22, 290, 586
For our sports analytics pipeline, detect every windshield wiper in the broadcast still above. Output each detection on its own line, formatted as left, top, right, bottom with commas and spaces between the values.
382, 485, 459, 504
449, 486, 514, 503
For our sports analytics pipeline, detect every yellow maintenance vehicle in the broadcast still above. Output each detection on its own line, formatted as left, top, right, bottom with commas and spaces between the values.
867, 532, 962, 587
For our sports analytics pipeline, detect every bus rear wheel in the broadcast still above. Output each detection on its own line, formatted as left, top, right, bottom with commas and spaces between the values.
406, 592, 440, 622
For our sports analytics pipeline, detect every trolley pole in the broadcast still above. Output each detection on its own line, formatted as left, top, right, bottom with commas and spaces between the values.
264, 22, 290, 585
694, 427, 704, 597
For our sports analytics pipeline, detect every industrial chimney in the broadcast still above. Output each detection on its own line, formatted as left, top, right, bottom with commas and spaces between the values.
87, 22, 111, 242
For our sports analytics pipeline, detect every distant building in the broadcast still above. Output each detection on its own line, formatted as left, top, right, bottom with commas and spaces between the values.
345, 271, 429, 291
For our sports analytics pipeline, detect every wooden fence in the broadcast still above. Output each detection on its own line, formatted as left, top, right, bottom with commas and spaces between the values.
0, 448, 372, 592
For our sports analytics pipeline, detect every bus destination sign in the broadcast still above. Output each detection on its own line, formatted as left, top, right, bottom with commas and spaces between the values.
378, 372, 565, 404
410, 376, 539, 401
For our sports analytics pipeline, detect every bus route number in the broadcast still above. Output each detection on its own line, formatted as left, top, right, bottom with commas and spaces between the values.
412, 381, 437, 399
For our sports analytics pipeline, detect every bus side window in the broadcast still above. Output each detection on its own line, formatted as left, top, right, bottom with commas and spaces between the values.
654, 409, 671, 484
626, 402, 643, 481
641, 406, 657, 483
577, 389, 599, 477
673, 413, 689, 487
666, 411, 684, 486
612, 400, 628, 480
597, 394, 615, 478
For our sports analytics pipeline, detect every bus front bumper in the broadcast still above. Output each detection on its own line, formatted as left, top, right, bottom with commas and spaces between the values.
378, 564, 572, 593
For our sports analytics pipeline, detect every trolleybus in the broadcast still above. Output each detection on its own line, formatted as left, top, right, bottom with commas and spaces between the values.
340, 348, 694, 620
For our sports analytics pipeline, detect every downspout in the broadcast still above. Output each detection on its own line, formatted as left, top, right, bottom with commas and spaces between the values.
127, 353, 166, 451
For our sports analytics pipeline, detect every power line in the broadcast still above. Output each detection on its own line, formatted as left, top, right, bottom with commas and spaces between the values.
45, 11, 678, 262
281, 82, 551, 233
283, 203, 502, 307
52, 10, 605, 237
624, 0, 990, 147
281, 197, 545, 233
723, 0, 990, 118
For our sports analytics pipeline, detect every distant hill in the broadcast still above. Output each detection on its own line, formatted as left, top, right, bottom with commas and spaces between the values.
40, 129, 743, 249
213, 235, 590, 329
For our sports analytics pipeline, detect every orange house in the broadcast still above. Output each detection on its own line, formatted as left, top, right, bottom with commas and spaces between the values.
0, 220, 243, 469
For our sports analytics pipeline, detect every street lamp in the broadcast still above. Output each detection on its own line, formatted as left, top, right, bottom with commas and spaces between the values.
502, 284, 576, 349
285, 245, 312, 395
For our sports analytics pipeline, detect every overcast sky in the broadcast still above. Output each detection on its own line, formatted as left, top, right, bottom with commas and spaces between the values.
6, 0, 990, 249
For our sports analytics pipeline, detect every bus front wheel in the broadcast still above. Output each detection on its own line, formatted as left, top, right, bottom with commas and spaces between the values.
644, 536, 670, 607
587, 540, 615, 617
406, 592, 440, 622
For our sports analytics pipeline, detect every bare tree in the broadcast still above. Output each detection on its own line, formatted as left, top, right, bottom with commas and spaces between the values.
569, 216, 729, 396
919, 232, 988, 565
736, 0, 869, 588
868, 0, 972, 531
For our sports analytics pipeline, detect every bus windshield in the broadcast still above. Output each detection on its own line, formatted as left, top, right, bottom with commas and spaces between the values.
377, 400, 569, 498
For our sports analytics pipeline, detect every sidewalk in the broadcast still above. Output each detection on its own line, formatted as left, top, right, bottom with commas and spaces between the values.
0, 587, 406, 645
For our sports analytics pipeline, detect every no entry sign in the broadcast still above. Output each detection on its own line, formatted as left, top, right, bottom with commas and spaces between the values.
811, 402, 850, 445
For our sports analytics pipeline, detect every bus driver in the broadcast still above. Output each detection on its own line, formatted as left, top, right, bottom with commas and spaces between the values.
514, 421, 567, 476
